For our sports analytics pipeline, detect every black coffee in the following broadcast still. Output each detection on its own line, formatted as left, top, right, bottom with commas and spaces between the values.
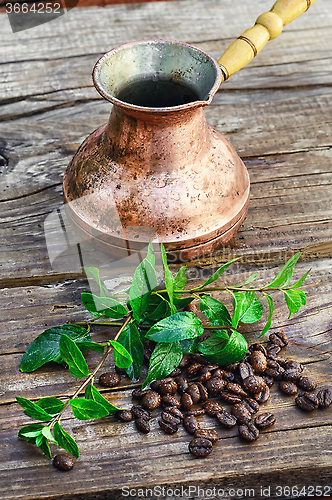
116, 78, 200, 107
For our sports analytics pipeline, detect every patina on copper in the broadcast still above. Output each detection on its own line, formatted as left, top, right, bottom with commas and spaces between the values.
63, 40, 250, 261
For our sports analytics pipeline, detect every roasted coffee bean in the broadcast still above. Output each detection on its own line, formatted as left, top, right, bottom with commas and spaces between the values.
266, 344, 281, 357
219, 391, 242, 404
196, 382, 209, 402
190, 353, 208, 365
242, 375, 266, 394
117, 410, 133, 422
283, 368, 302, 382
221, 370, 235, 382
295, 392, 319, 411
186, 408, 206, 416
141, 391, 161, 410
262, 375, 274, 387
269, 331, 288, 348
181, 393, 194, 411
150, 380, 162, 392
254, 384, 270, 404
53, 454, 74, 471
279, 381, 298, 395
162, 406, 184, 421
226, 382, 248, 398
115, 365, 126, 375
179, 354, 190, 369
198, 371, 212, 384
159, 377, 177, 395
248, 351, 267, 374
135, 417, 150, 433
226, 362, 240, 372
264, 360, 284, 379
297, 376, 317, 391
189, 437, 213, 458
159, 419, 179, 434
183, 415, 200, 434
238, 422, 259, 442
132, 388, 151, 399
99, 372, 121, 387
317, 388, 332, 408
175, 376, 189, 394
249, 343, 267, 357
239, 361, 254, 380
216, 410, 237, 428
170, 368, 182, 377
184, 303, 199, 315
204, 363, 220, 372
283, 360, 304, 372
273, 356, 287, 366
231, 403, 251, 424
242, 398, 260, 414
131, 405, 151, 420
162, 394, 181, 408
255, 412, 276, 429
205, 377, 226, 397
187, 383, 201, 404
187, 362, 203, 378
203, 401, 224, 416
194, 429, 219, 444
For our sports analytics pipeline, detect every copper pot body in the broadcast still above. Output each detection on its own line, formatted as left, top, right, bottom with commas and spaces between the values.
63, 40, 250, 262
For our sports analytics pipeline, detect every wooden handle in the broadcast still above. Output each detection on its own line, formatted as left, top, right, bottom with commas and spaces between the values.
218, 0, 318, 82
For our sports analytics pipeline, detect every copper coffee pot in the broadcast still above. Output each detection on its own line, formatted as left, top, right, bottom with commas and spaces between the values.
63, 0, 317, 262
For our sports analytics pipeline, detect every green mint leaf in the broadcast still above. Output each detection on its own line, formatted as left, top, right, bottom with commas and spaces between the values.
161, 243, 174, 310
173, 296, 194, 309
266, 252, 302, 289
117, 322, 144, 379
141, 341, 183, 389
231, 291, 254, 328
16, 397, 53, 421
75, 340, 106, 354
36, 397, 65, 415
237, 273, 258, 287
85, 384, 123, 414
240, 291, 263, 323
198, 330, 247, 365
129, 259, 158, 321
199, 295, 231, 327
283, 289, 307, 318
146, 240, 155, 267
290, 268, 311, 289
180, 337, 199, 354
20, 324, 90, 373
81, 293, 128, 319
145, 297, 172, 322
197, 258, 239, 289
109, 340, 133, 369
42, 426, 58, 445
84, 267, 110, 297
260, 293, 274, 337
53, 422, 80, 458
18, 424, 45, 440
174, 265, 187, 291
39, 436, 52, 459
59, 334, 89, 378
145, 312, 204, 343
69, 398, 109, 420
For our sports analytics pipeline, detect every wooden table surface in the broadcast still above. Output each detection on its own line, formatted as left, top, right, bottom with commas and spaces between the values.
1, 1, 332, 499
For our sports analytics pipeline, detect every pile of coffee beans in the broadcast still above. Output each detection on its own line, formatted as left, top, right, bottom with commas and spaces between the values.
99, 330, 331, 459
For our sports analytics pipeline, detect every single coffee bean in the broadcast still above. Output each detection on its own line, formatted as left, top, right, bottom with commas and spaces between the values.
162, 394, 181, 408
170, 368, 182, 377
53, 454, 74, 471
162, 406, 184, 421
266, 344, 281, 357
226, 382, 248, 398
135, 417, 151, 433
99, 372, 121, 387
254, 384, 270, 404
255, 412, 276, 429
265, 360, 284, 379
262, 375, 274, 387
297, 376, 317, 391
317, 388, 332, 408
280, 381, 298, 395
239, 362, 254, 380
203, 400, 224, 416
205, 377, 226, 397
187, 362, 203, 378
179, 354, 190, 369
249, 343, 267, 357
132, 388, 152, 399
159, 419, 179, 434
221, 370, 235, 382
248, 351, 267, 374
141, 391, 161, 410
194, 429, 219, 444
273, 356, 287, 366
184, 303, 199, 315
181, 392, 194, 411
231, 403, 251, 424
283, 368, 302, 382
216, 410, 237, 428
242, 397, 260, 414
204, 363, 220, 372
219, 391, 242, 404
117, 410, 133, 422
295, 392, 319, 411
187, 383, 201, 404
183, 414, 200, 434
226, 362, 240, 372
269, 331, 288, 348
189, 437, 213, 458
186, 408, 206, 416
150, 379, 162, 392
283, 360, 304, 372
131, 405, 151, 420
190, 353, 208, 365
175, 376, 189, 394
196, 381, 209, 402
159, 377, 177, 395
238, 422, 260, 442
198, 371, 212, 384
242, 375, 266, 394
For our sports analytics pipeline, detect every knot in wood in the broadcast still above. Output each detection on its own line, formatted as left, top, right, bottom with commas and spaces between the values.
256, 11, 283, 40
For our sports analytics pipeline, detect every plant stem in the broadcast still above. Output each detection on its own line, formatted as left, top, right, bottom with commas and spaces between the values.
154, 285, 281, 295
51, 315, 132, 425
